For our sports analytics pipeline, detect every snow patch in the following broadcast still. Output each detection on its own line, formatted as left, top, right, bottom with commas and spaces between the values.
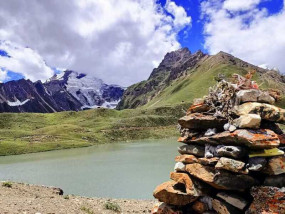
7, 99, 30, 106
81, 99, 120, 110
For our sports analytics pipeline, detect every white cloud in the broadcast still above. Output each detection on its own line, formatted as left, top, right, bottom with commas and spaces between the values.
0, 0, 191, 86
223, 0, 262, 11
0, 41, 54, 82
202, 0, 285, 74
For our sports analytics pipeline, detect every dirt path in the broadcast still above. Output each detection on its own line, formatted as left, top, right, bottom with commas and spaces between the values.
0, 182, 155, 214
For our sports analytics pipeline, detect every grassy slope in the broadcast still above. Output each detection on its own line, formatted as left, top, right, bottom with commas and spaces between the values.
144, 60, 285, 108
0, 104, 188, 156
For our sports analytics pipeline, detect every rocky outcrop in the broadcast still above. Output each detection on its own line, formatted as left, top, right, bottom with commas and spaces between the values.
152, 78, 285, 213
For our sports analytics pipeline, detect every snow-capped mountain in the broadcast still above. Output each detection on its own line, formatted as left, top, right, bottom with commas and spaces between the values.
0, 70, 124, 113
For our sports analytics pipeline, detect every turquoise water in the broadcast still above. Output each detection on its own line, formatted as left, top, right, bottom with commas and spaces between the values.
0, 138, 178, 199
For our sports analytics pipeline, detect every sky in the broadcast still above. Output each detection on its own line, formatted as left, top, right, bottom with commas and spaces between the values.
0, 0, 284, 86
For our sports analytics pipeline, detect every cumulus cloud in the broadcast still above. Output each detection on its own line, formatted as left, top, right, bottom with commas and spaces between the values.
0, 41, 54, 82
0, 0, 191, 86
223, 0, 262, 11
201, 0, 285, 73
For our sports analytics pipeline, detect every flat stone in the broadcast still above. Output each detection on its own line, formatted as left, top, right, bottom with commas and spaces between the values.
215, 157, 248, 174
247, 186, 285, 214
262, 155, 285, 175
178, 113, 227, 130
151, 202, 182, 214
235, 102, 285, 124
187, 103, 210, 114
249, 148, 284, 158
233, 114, 261, 129
178, 144, 205, 157
174, 162, 186, 172
198, 157, 219, 166
170, 172, 210, 196
264, 174, 285, 188
212, 199, 241, 214
186, 129, 280, 149
153, 181, 198, 206
216, 145, 247, 159
246, 157, 267, 171
175, 154, 198, 164
236, 89, 275, 104
185, 163, 256, 191
175, 155, 198, 164
169, 172, 194, 194
216, 192, 248, 210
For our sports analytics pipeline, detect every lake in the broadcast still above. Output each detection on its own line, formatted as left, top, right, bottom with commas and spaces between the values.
0, 138, 178, 199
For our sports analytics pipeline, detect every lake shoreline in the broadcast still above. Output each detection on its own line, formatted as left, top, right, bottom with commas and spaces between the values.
0, 181, 155, 213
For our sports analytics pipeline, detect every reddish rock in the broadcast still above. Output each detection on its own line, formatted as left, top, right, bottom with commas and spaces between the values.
247, 186, 285, 214
185, 163, 256, 191
186, 129, 280, 149
187, 103, 210, 114
178, 113, 227, 130
170, 172, 211, 197
151, 202, 182, 214
175, 155, 198, 164
191, 201, 208, 214
262, 155, 285, 175
278, 134, 285, 145
153, 181, 198, 206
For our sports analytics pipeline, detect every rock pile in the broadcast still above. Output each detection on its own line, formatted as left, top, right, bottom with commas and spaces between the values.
152, 76, 285, 214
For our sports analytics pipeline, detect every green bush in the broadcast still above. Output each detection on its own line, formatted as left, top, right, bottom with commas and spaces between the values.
104, 201, 121, 212
2, 181, 12, 188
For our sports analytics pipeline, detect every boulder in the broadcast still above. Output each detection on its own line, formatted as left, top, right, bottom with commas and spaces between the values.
216, 145, 247, 159
178, 113, 227, 130
151, 202, 182, 214
262, 155, 285, 175
153, 181, 198, 206
233, 114, 261, 129
215, 157, 248, 174
198, 157, 219, 166
216, 192, 248, 210
236, 89, 275, 104
186, 129, 280, 149
235, 102, 285, 124
185, 163, 256, 191
246, 157, 267, 171
246, 186, 285, 214
264, 174, 285, 188
175, 155, 198, 164
174, 162, 186, 172
178, 144, 205, 157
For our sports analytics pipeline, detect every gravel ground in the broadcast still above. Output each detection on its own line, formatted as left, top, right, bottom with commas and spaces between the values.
0, 182, 155, 214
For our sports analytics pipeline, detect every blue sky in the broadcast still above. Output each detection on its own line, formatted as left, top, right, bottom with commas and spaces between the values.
0, 0, 284, 86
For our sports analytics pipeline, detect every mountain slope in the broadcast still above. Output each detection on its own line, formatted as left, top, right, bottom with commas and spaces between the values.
117, 48, 285, 109
0, 71, 124, 113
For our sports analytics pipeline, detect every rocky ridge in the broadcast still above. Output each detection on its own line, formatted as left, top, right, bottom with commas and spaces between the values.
0, 70, 124, 113
152, 73, 285, 214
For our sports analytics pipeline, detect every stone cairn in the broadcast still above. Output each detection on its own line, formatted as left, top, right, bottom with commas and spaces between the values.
152, 72, 285, 214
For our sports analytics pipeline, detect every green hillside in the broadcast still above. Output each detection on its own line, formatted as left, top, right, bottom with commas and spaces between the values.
118, 50, 285, 109
0, 104, 188, 156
